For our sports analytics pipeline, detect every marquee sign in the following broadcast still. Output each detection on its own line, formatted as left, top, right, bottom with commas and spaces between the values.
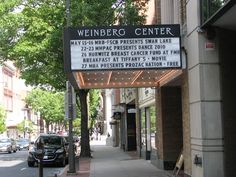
64, 25, 181, 71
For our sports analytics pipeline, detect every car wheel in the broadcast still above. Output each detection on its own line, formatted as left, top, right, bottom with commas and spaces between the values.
59, 158, 66, 167
13, 149, 16, 153
28, 161, 35, 167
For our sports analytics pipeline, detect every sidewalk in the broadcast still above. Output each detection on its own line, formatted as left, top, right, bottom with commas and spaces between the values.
59, 139, 171, 177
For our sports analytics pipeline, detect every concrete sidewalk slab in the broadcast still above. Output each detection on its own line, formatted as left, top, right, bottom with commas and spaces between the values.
58, 140, 171, 177
89, 144, 170, 177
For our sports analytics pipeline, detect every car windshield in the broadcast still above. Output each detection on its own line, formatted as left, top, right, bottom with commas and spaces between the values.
0, 139, 10, 143
17, 139, 29, 143
38, 136, 62, 147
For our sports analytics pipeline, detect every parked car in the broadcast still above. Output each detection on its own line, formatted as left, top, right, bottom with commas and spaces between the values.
16, 139, 30, 151
27, 134, 68, 167
0, 138, 17, 153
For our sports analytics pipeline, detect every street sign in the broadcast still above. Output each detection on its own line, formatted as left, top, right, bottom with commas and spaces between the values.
65, 81, 76, 119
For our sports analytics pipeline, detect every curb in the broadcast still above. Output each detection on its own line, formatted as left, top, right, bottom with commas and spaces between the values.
57, 157, 91, 177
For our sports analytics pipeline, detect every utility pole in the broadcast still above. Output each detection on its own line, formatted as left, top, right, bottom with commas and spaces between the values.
67, 81, 76, 174
65, 0, 77, 174
66, 0, 71, 27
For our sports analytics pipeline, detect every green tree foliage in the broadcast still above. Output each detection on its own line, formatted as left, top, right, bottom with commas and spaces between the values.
0, 0, 148, 88
73, 118, 81, 135
88, 89, 100, 127
16, 120, 34, 134
25, 88, 65, 132
0, 0, 22, 62
0, 0, 66, 89
73, 90, 100, 136
70, 0, 116, 26
0, 106, 6, 134
115, 0, 147, 25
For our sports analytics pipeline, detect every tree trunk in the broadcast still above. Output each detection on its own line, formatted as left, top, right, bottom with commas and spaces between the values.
78, 89, 91, 157
46, 121, 50, 133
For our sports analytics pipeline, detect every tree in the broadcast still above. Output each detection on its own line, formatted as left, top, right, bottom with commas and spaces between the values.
0, 0, 66, 89
0, 0, 148, 89
88, 89, 101, 129
115, 0, 147, 25
77, 89, 90, 157
0, 0, 148, 157
0, 106, 6, 134
76, 89, 102, 157
72, 90, 100, 137
16, 119, 34, 138
25, 88, 65, 133
73, 118, 81, 135
0, 0, 22, 63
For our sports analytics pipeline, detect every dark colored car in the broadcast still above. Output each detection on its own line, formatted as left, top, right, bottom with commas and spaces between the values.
16, 139, 30, 151
27, 134, 68, 167
0, 138, 17, 153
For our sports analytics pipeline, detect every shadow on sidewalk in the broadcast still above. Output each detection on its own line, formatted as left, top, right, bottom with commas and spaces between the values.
58, 157, 90, 177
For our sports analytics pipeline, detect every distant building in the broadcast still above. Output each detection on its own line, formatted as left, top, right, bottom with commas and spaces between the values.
0, 61, 36, 139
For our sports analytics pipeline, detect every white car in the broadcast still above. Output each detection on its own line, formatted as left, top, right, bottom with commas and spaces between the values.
0, 138, 17, 153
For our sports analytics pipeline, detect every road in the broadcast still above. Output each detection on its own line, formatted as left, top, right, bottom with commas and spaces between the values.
0, 150, 65, 177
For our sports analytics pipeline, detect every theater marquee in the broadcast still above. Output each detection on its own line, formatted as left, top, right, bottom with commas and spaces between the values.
64, 25, 181, 71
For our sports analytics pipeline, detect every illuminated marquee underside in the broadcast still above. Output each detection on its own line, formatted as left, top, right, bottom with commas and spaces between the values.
73, 69, 182, 89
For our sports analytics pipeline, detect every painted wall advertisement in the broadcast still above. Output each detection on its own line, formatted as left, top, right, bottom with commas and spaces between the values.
64, 25, 181, 71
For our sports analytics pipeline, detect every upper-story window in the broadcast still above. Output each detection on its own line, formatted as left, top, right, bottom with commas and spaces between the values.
201, 0, 229, 24
2, 67, 14, 111
2, 67, 13, 91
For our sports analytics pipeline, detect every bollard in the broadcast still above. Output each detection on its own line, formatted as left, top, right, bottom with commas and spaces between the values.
36, 138, 45, 177
39, 159, 43, 177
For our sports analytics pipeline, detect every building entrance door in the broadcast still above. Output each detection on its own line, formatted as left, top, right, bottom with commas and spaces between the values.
127, 109, 136, 151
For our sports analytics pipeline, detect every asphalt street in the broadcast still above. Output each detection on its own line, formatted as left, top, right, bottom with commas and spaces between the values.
0, 150, 65, 177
